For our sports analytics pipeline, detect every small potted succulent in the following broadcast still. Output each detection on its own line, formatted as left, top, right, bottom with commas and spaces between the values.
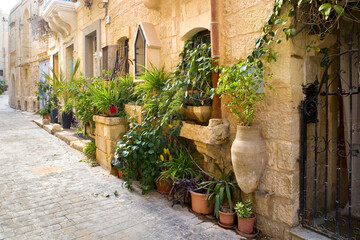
235, 200, 256, 234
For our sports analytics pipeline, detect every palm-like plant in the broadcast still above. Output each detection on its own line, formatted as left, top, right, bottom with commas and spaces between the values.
43, 59, 80, 113
134, 65, 172, 100
86, 74, 135, 116
200, 164, 241, 218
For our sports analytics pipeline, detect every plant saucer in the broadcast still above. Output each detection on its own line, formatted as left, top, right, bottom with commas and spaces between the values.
218, 221, 234, 229
235, 227, 259, 239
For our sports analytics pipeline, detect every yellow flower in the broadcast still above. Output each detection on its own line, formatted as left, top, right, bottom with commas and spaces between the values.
163, 148, 169, 155
160, 154, 164, 161
168, 124, 173, 128
169, 155, 173, 161
156, 161, 159, 164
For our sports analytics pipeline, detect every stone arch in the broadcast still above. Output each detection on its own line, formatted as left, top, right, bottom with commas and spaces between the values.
181, 27, 208, 41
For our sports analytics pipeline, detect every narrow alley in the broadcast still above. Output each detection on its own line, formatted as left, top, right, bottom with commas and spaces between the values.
0, 91, 240, 240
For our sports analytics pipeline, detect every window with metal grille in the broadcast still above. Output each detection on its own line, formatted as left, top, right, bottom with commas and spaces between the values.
134, 26, 145, 77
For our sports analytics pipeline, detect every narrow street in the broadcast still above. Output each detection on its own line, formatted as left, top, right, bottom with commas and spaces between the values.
0, 91, 240, 240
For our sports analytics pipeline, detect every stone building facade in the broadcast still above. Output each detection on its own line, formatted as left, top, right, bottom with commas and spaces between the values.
8, 0, 351, 239
8, 0, 50, 111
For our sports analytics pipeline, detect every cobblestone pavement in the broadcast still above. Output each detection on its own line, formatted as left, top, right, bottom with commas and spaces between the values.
0, 92, 240, 240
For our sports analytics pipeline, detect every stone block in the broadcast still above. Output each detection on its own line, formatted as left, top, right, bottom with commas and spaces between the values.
256, 214, 285, 239
258, 169, 298, 200
95, 135, 106, 153
125, 104, 144, 124
105, 139, 117, 155
93, 115, 127, 126
52, 124, 62, 133
103, 124, 128, 140
277, 141, 299, 171
95, 123, 104, 137
272, 198, 298, 226
42, 119, 50, 125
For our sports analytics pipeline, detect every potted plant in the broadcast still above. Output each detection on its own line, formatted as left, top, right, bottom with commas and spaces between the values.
56, 60, 80, 129
201, 164, 240, 228
35, 80, 52, 120
234, 200, 256, 234
86, 74, 135, 117
157, 146, 196, 196
43, 69, 61, 124
174, 33, 215, 123
216, 60, 267, 194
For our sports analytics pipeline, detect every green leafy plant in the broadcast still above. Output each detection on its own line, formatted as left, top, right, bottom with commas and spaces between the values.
84, 140, 96, 161
86, 74, 135, 117
234, 200, 253, 219
200, 164, 241, 218
35, 80, 53, 116
174, 34, 215, 106
158, 146, 198, 182
216, 61, 267, 126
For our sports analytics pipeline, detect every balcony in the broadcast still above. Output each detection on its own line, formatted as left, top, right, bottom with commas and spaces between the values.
42, 0, 77, 38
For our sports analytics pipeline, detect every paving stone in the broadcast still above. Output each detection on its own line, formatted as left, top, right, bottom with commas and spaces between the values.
0, 92, 239, 239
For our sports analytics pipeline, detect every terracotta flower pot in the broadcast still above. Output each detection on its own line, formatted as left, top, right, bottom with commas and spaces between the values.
156, 179, 172, 195
43, 113, 50, 120
219, 210, 236, 228
190, 191, 214, 215
118, 170, 123, 179
238, 214, 256, 234
231, 126, 265, 194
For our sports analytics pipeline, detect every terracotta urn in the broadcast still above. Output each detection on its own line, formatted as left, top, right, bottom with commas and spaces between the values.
231, 126, 265, 194
190, 191, 214, 214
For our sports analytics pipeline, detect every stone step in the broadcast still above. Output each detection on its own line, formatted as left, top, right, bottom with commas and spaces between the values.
290, 226, 331, 240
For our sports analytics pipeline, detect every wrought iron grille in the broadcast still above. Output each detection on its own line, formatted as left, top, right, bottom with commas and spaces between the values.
299, 33, 360, 239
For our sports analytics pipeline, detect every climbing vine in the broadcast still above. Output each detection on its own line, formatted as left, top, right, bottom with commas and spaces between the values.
216, 0, 349, 126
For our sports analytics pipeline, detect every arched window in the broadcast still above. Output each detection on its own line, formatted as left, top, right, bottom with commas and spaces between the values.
134, 26, 146, 76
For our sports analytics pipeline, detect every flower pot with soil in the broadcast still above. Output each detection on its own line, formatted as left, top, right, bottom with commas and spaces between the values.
218, 207, 237, 228
190, 190, 214, 215
235, 200, 256, 234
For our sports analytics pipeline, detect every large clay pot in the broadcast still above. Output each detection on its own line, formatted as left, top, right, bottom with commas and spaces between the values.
231, 126, 265, 194
238, 214, 256, 234
190, 191, 214, 214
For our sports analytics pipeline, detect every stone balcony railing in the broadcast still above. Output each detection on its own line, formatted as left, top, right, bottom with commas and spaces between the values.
42, 0, 77, 38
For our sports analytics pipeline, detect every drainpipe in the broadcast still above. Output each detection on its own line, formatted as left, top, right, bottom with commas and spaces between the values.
210, 0, 221, 119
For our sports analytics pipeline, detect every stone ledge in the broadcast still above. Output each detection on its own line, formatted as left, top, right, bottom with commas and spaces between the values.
93, 115, 127, 125
179, 119, 230, 145
290, 226, 330, 240
33, 118, 91, 154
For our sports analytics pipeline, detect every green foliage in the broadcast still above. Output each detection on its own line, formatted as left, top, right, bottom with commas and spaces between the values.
234, 200, 253, 219
86, 75, 135, 117
35, 80, 53, 116
200, 164, 241, 218
115, 119, 166, 193
174, 35, 215, 106
216, 61, 266, 126
73, 76, 99, 127
84, 140, 96, 161
0, 80, 8, 95
158, 146, 198, 182
134, 65, 171, 100
114, 66, 185, 194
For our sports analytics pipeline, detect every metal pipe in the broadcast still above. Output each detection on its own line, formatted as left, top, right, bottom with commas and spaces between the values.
210, 0, 221, 119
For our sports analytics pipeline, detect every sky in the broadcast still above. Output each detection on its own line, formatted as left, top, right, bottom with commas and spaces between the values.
0, 0, 20, 14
